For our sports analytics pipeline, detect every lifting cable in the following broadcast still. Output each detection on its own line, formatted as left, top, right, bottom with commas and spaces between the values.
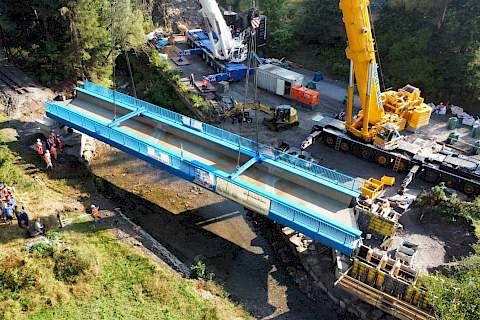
242, 0, 260, 155
111, 0, 117, 120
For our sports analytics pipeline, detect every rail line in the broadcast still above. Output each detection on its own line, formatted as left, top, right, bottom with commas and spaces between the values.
0, 68, 29, 94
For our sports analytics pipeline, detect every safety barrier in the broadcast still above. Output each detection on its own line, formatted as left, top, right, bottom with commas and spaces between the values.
270, 201, 358, 249
46, 100, 362, 254
82, 81, 363, 192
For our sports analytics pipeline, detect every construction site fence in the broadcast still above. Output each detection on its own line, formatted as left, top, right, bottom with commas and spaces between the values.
46, 101, 361, 253
82, 81, 363, 192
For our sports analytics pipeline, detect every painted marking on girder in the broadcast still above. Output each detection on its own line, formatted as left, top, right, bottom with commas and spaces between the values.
147, 146, 171, 165
216, 177, 271, 215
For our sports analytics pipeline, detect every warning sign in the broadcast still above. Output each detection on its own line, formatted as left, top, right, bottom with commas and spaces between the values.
147, 146, 171, 165
216, 177, 271, 216
193, 167, 214, 190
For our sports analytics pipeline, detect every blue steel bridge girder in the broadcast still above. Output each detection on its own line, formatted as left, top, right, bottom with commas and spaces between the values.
230, 156, 261, 179
46, 81, 363, 256
107, 107, 146, 128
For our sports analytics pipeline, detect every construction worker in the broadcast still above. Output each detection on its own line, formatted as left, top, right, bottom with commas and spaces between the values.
3, 204, 13, 224
44, 150, 53, 170
189, 73, 195, 85
50, 143, 57, 160
381, 200, 392, 216
55, 135, 63, 152
17, 207, 29, 228
202, 79, 209, 89
46, 133, 55, 150
90, 204, 100, 222
35, 139, 43, 155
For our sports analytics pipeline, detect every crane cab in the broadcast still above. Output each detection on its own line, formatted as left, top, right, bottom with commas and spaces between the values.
373, 123, 402, 150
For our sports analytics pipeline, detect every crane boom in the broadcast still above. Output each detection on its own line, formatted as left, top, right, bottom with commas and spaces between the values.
198, 0, 247, 62
338, 0, 431, 145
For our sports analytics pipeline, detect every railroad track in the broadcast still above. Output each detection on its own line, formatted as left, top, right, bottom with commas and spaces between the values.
0, 68, 30, 94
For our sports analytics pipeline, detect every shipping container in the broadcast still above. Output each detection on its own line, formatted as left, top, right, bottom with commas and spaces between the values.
256, 64, 304, 97
291, 85, 320, 106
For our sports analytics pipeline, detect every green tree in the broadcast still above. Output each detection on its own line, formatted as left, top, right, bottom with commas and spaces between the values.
0, 0, 146, 86
375, 0, 480, 112
260, 0, 296, 56
425, 247, 480, 319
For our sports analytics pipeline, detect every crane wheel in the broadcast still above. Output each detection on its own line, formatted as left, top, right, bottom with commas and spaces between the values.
445, 179, 456, 189
424, 170, 439, 183
340, 142, 350, 152
376, 155, 388, 166
325, 136, 335, 146
463, 184, 475, 195
361, 149, 372, 160
352, 144, 362, 156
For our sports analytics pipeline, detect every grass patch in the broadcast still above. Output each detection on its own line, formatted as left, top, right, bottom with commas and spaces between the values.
0, 114, 250, 320
0, 135, 38, 193
0, 223, 251, 320
7, 224, 250, 320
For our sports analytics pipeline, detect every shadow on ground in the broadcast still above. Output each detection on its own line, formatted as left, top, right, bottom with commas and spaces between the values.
1, 118, 345, 319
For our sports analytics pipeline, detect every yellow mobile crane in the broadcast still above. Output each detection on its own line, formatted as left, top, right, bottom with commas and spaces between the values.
340, 0, 432, 147
300, 1, 480, 197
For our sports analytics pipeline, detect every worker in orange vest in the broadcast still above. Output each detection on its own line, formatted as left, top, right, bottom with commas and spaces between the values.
44, 150, 52, 170
50, 144, 57, 160
35, 139, 43, 156
90, 204, 100, 222
202, 79, 209, 89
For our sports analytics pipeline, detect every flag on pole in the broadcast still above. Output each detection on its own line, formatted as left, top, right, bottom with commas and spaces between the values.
251, 16, 261, 29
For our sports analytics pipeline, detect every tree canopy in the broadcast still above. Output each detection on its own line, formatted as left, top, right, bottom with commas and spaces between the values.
260, 0, 480, 113
0, 0, 146, 86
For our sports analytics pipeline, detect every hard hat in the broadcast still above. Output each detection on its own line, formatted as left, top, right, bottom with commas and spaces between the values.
37, 139, 41, 142
45, 150, 50, 154
91, 204, 95, 208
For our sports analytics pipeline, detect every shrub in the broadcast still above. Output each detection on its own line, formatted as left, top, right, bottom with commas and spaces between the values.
415, 184, 480, 221
53, 249, 90, 284
30, 242, 54, 257
190, 258, 214, 280
45, 230, 62, 241
0, 258, 36, 292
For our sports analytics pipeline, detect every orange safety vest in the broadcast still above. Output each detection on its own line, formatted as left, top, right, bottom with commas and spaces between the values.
35, 142, 43, 155
91, 207, 100, 218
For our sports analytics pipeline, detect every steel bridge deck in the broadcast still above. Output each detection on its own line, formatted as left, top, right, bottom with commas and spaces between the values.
46, 82, 364, 255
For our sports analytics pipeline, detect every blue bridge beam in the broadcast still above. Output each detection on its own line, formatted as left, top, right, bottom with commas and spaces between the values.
230, 156, 260, 179
107, 107, 145, 128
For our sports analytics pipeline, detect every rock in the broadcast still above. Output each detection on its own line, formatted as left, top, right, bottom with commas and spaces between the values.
198, 289, 214, 299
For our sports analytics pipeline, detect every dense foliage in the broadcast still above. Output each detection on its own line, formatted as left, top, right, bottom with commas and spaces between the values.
415, 184, 480, 319
415, 184, 480, 221
0, 0, 146, 86
260, 0, 480, 113
425, 246, 480, 320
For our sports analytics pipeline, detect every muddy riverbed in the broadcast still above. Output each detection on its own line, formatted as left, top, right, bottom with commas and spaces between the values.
90, 143, 348, 319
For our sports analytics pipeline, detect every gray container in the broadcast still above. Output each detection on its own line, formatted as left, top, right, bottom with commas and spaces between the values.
256, 64, 304, 98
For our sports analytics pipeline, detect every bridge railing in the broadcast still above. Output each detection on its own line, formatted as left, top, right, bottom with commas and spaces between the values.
270, 201, 358, 249
46, 101, 361, 253
81, 81, 363, 192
